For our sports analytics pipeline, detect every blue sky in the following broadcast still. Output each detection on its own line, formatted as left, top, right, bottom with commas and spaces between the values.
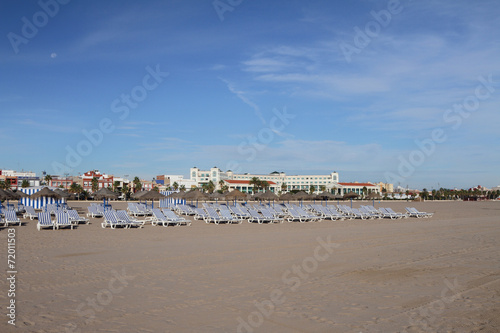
1, 0, 499, 189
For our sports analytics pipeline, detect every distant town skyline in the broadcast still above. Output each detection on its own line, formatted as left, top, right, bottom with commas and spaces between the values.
1, 0, 499, 189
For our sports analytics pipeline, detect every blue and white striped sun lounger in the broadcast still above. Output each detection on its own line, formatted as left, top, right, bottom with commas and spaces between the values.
116, 210, 145, 228
4, 211, 22, 226
55, 212, 74, 230
219, 209, 242, 224
162, 209, 191, 226
87, 205, 103, 218
67, 209, 90, 225
37, 212, 55, 230
151, 208, 178, 227
102, 211, 130, 229
23, 206, 38, 220
204, 207, 228, 224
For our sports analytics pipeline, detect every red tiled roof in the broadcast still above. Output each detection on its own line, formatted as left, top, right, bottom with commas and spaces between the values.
339, 182, 376, 187
224, 180, 277, 185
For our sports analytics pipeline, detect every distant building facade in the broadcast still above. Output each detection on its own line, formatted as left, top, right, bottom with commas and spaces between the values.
189, 167, 340, 194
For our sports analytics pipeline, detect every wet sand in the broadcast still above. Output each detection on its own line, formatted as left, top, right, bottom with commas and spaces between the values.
1, 200, 499, 332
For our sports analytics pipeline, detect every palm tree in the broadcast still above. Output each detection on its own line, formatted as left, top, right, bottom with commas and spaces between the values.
122, 184, 130, 200
21, 179, 30, 188
362, 186, 367, 199
281, 182, 288, 193
113, 180, 121, 193
320, 185, 326, 192
207, 180, 215, 194
44, 174, 52, 186
91, 177, 99, 193
218, 179, 225, 191
421, 188, 429, 200
261, 180, 269, 192
133, 177, 142, 192
172, 182, 179, 191
179, 184, 186, 191
69, 182, 83, 200
309, 185, 316, 194
249, 177, 261, 194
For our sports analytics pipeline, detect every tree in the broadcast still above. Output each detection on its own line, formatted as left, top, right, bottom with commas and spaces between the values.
21, 179, 30, 188
122, 184, 130, 200
113, 180, 121, 193
172, 182, 179, 191
249, 177, 261, 194
133, 177, 142, 192
69, 182, 83, 200
91, 177, 99, 192
422, 188, 429, 201
261, 180, 269, 192
44, 174, 52, 186
281, 182, 288, 192
179, 184, 186, 191
320, 185, 326, 192
309, 185, 316, 194
153, 186, 159, 192
207, 180, 215, 194
362, 186, 368, 198
218, 180, 225, 190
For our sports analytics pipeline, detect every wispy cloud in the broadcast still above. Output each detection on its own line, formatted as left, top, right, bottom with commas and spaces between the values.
219, 77, 266, 125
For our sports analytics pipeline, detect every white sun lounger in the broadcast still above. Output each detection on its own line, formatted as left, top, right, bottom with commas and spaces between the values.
37, 212, 55, 230
55, 212, 74, 230
4, 211, 22, 226
23, 206, 38, 220
102, 211, 130, 229
116, 210, 145, 228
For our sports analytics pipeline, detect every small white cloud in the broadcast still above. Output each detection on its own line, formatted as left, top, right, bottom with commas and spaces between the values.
50, 53, 57, 58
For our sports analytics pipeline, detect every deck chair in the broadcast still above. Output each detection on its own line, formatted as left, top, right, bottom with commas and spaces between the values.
162, 209, 191, 226
87, 205, 103, 218
386, 207, 408, 219
204, 207, 228, 224
116, 210, 145, 228
4, 211, 22, 226
151, 208, 177, 227
67, 209, 90, 225
102, 211, 130, 229
260, 208, 283, 223
247, 208, 270, 224
193, 208, 208, 220
406, 207, 433, 218
37, 212, 55, 230
55, 212, 74, 230
219, 209, 242, 224
23, 206, 38, 220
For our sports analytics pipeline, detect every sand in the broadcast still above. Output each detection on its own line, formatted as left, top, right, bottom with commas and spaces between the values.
0, 200, 499, 333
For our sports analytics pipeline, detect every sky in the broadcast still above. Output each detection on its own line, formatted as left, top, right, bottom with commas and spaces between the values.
1, 0, 499, 189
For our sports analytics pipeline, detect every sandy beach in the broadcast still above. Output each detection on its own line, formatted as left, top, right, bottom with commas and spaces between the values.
1, 200, 499, 333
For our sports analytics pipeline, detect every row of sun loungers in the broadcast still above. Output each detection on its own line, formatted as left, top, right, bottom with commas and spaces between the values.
37, 211, 76, 230
5, 201, 434, 230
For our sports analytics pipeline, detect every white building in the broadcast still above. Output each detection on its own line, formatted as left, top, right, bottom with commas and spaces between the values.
189, 167, 340, 194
